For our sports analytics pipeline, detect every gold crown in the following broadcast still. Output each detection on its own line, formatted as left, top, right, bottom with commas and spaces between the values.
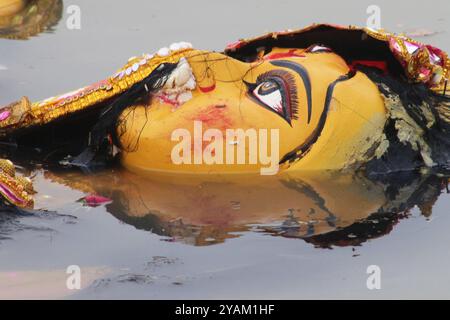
0, 159, 16, 177
16, 176, 35, 194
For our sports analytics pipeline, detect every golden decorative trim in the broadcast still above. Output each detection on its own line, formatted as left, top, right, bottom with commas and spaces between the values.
224, 23, 449, 96
0, 159, 34, 208
0, 49, 192, 135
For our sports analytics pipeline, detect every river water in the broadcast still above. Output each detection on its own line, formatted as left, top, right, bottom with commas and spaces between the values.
0, 0, 449, 299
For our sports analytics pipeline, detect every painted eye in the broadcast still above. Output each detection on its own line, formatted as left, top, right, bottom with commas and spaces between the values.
245, 69, 299, 125
253, 81, 284, 114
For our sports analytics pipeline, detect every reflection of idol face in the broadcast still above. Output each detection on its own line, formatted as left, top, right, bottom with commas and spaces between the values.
43, 169, 448, 247
119, 46, 387, 174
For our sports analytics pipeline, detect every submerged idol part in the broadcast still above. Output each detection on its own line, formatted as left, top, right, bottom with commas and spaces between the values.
0, 24, 449, 207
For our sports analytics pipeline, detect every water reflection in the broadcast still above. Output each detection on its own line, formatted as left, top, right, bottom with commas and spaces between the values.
43, 168, 449, 247
0, 0, 62, 39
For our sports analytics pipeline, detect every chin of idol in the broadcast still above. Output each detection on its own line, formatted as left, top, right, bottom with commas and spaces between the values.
118, 48, 386, 175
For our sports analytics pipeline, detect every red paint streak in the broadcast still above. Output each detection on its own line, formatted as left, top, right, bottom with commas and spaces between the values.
190, 105, 233, 131
156, 93, 180, 107
264, 49, 305, 60
350, 60, 389, 75
226, 40, 245, 50
199, 84, 216, 93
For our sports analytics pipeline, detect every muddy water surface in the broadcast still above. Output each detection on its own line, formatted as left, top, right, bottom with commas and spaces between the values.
1, 0, 450, 299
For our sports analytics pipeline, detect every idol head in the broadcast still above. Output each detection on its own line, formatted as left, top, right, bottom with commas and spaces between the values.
118, 45, 386, 175
1, 25, 447, 176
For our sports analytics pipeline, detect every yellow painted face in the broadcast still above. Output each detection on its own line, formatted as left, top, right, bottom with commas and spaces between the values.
0, 0, 25, 17
119, 47, 387, 174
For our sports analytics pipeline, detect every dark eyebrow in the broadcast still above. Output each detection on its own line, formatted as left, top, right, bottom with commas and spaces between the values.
279, 71, 355, 165
269, 60, 312, 124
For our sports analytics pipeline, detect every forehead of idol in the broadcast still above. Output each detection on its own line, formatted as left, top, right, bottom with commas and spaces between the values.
187, 49, 324, 80
180, 49, 344, 125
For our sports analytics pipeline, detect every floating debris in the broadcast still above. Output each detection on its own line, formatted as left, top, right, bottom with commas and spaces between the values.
78, 194, 112, 207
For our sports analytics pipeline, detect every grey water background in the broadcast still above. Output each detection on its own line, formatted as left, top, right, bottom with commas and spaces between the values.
0, 0, 449, 299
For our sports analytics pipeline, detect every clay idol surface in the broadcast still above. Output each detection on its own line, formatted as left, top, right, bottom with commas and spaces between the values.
0, 24, 449, 207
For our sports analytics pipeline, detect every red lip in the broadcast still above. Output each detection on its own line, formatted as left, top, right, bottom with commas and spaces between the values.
199, 84, 216, 93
